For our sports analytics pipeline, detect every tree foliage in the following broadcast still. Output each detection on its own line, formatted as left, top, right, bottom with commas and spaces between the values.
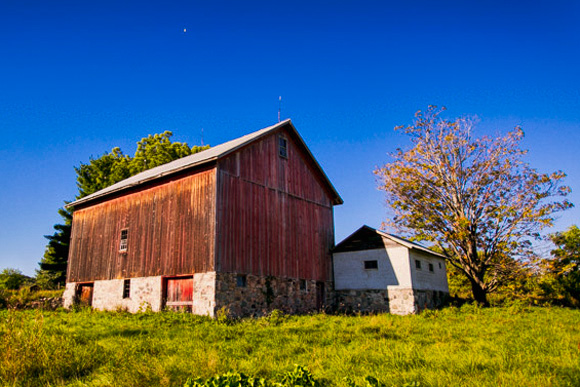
75, 147, 131, 199
36, 208, 72, 289
37, 131, 209, 288
375, 106, 572, 305
0, 268, 31, 290
545, 225, 580, 305
75, 131, 208, 199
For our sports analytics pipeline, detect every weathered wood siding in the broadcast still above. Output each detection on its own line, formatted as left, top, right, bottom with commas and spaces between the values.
216, 129, 335, 281
67, 168, 216, 282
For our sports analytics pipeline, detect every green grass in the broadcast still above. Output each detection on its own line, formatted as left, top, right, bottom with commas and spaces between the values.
0, 305, 579, 386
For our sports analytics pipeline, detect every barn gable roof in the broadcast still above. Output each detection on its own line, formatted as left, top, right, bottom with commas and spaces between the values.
334, 225, 445, 258
67, 119, 343, 208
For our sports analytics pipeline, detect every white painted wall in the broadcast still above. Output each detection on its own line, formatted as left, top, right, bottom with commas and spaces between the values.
334, 246, 411, 290
408, 250, 449, 292
333, 246, 449, 293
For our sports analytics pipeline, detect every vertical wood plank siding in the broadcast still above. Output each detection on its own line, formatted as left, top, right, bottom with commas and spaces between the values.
216, 129, 335, 282
67, 168, 216, 282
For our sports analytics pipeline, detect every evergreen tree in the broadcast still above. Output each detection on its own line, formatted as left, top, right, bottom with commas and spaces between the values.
36, 208, 72, 289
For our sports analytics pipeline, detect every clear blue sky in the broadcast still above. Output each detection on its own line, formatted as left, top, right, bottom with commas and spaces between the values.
1, 1, 579, 276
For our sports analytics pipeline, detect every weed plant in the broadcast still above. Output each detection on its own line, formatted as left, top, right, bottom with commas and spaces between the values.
0, 306, 578, 386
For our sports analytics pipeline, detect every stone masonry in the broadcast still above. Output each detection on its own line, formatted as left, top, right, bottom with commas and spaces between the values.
214, 273, 331, 318
191, 272, 217, 316
62, 272, 330, 317
334, 288, 448, 315
63, 276, 163, 312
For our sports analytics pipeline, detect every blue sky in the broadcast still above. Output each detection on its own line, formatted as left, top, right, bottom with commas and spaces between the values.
1, 1, 579, 276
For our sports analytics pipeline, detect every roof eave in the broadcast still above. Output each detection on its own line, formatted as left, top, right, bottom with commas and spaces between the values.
65, 156, 219, 209
333, 225, 445, 259
376, 230, 446, 259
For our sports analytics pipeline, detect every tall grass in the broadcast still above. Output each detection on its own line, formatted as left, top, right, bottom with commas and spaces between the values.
0, 306, 578, 386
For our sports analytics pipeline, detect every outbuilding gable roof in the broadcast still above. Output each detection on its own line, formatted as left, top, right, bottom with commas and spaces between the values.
334, 225, 445, 259
67, 119, 343, 208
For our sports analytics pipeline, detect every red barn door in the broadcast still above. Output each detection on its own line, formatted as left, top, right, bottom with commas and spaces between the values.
165, 277, 193, 312
76, 283, 94, 306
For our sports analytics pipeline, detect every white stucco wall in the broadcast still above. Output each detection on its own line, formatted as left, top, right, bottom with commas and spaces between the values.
334, 246, 411, 290
408, 250, 449, 292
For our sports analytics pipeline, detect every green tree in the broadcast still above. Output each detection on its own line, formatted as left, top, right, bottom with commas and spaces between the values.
129, 131, 207, 174
38, 132, 209, 289
375, 106, 572, 305
0, 268, 30, 290
36, 208, 72, 289
75, 147, 131, 198
546, 225, 580, 305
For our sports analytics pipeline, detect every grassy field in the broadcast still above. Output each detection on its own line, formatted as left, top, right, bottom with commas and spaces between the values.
0, 305, 579, 387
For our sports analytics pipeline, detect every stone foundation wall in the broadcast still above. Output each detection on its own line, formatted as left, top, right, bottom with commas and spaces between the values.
63, 273, 217, 315
63, 276, 164, 312
62, 282, 76, 309
92, 276, 163, 312
334, 287, 449, 315
192, 272, 217, 316
214, 273, 331, 317
413, 289, 448, 312
62, 273, 447, 317
334, 289, 391, 314
388, 288, 416, 315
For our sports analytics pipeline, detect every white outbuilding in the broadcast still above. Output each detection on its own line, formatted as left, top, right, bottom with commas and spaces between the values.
333, 225, 449, 315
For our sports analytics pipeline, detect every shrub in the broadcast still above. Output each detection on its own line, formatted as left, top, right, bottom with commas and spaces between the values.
184, 365, 320, 387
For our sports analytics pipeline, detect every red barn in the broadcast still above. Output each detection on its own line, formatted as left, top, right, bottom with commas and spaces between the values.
63, 120, 342, 316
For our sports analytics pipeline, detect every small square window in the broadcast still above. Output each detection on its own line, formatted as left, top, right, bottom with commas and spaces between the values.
236, 274, 247, 288
279, 136, 288, 158
439, 262, 442, 269
119, 229, 128, 252
364, 260, 378, 270
300, 279, 307, 291
122, 279, 131, 299
415, 260, 422, 270
429, 263, 434, 272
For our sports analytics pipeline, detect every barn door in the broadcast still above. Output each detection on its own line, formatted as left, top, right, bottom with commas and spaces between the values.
316, 282, 325, 311
76, 283, 94, 307
165, 277, 193, 312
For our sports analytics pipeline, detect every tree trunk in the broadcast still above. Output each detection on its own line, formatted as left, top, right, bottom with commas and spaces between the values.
469, 278, 489, 306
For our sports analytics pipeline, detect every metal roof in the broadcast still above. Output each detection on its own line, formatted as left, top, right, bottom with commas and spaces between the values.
67, 119, 343, 208
334, 225, 446, 259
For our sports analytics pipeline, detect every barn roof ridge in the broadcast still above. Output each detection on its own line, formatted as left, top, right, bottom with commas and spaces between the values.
67, 119, 342, 208
335, 225, 445, 258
